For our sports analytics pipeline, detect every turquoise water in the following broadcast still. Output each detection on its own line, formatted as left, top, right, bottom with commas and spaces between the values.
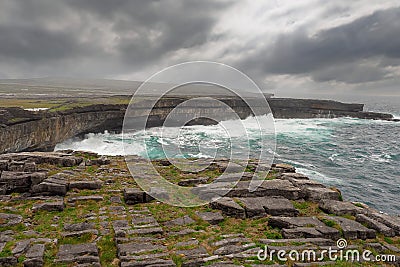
56, 97, 400, 214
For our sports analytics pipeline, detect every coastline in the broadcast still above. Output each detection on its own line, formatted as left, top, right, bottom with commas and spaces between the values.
0, 151, 399, 266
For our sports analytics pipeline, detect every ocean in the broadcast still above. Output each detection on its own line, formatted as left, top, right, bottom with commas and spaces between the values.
55, 95, 400, 215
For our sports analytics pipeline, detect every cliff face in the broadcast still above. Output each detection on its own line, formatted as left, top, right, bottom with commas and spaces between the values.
0, 105, 126, 153
0, 97, 395, 153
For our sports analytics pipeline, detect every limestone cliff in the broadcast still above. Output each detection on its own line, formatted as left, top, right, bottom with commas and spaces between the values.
0, 97, 395, 153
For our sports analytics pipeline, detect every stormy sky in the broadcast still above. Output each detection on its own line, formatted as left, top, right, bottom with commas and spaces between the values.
0, 0, 399, 96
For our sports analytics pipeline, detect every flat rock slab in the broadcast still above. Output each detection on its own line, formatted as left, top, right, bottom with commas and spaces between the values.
12, 239, 30, 256
31, 174, 69, 196
64, 222, 95, 232
319, 200, 363, 216
274, 164, 296, 173
56, 243, 99, 264
288, 178, 326, 189
112, 220, 130, 231
67, 195, 103, 203
118, 243, 166, 256
120, 258, 175, 267
178, 177, 209, 186
0, 213, 23, 227
239, 197, 299, 218
196, 211, 224, 225
62, 229, 99, 237
362, 209, 400, 235
129, 227, 163, 235
132, 215, 159, 228
268, 216, 325, 229
32, 200, 64, 212
211, 197, 245, 219
258, 180, 303, 200
165, 215, 195, 226
176, 247, 209, 259
25, 243, 45, 259
326, 216, 376, 240
212, 237, 251, 247
356, 214, 396, 237
282, 226, 339, 240
280, 173, 309, 180
259, 238, 335, 246
226, 180, 303, 200
69, 180, 102, 190
303, 187, 340, 201
123, 188, 146, 204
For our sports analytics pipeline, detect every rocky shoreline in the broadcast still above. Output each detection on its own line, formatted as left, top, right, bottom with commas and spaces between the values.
1, 96, 398, 153
0, 151, 399, 266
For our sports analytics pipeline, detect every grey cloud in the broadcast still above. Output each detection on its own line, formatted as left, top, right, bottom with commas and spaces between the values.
240, 7, 400, 84
0, 0, 234, 78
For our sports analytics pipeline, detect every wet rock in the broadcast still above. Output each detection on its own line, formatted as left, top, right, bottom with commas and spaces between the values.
123, 188, 145, 204
356, 214, 396, 237
326, 216, 376, 240
196, 211, 224, 225
0, 213, 23, 227
319, 200, 363, 216
69, 180, 102, 190
210, 197, 246, 219
33, 200, 64, 212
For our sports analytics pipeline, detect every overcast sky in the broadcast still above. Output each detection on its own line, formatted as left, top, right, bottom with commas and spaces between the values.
0, 0, 399, 96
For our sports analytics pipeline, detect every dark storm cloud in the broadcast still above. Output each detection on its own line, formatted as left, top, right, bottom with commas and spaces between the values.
0, 0, 234, 77
0, 0, 399, 94
241, 7, 400, 84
